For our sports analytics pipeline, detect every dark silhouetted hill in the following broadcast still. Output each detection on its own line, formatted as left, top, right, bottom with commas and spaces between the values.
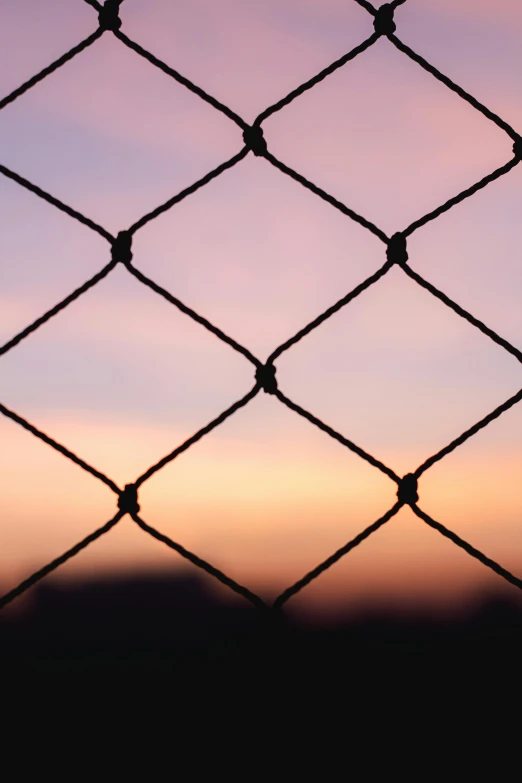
2, 572, 522, 718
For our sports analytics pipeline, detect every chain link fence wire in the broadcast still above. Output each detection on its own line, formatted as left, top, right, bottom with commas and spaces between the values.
1, 0, 521, 614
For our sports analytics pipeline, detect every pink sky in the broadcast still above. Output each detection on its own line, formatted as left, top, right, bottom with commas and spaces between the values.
0, 0, 521, 619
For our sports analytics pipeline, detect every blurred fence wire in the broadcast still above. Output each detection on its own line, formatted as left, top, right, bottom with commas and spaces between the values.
1, 0, 522, 613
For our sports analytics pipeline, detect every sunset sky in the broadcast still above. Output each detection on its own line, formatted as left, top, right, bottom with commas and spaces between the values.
0, 0, 521, 621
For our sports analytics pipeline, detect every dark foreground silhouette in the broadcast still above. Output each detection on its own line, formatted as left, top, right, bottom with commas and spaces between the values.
2, 571, 522, 714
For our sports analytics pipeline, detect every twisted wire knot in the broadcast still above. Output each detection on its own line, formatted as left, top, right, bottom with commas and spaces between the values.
397, 474, 419, 505
256, 363, 278, 394
243, 125, 267, 157
374, 4, 396, 36
513, 136, 522, 161
387, 232, 408, 265
111, 231, 133, 265
118, 484, 140, 515
99, 0, 122, 32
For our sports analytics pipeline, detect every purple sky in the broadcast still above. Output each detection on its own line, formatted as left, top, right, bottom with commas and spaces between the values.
1, 0, 521, 618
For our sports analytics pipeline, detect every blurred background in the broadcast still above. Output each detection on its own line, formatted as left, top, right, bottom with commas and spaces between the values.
0, 0, 521, 642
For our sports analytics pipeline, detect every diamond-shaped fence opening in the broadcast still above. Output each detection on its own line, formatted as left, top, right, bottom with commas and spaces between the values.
0, 180, 108, 341
406, 180, 522, 349
1, 0, 522, 616
130, 160, 388, 357
0, 263, 256, 486
276, 266, 522, 473
262, 35, 511, 232
134, 399, 396, 601
0, 33, 241, 232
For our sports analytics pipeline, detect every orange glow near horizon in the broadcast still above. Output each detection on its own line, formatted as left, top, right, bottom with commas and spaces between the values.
2, 404, 521, 617
1, 0, 521, 618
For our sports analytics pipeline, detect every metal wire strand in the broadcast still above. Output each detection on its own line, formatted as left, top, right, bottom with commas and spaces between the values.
1, 0, 521, 612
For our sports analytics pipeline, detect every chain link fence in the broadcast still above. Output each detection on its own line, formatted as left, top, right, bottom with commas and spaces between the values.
1, 0, 521, 614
